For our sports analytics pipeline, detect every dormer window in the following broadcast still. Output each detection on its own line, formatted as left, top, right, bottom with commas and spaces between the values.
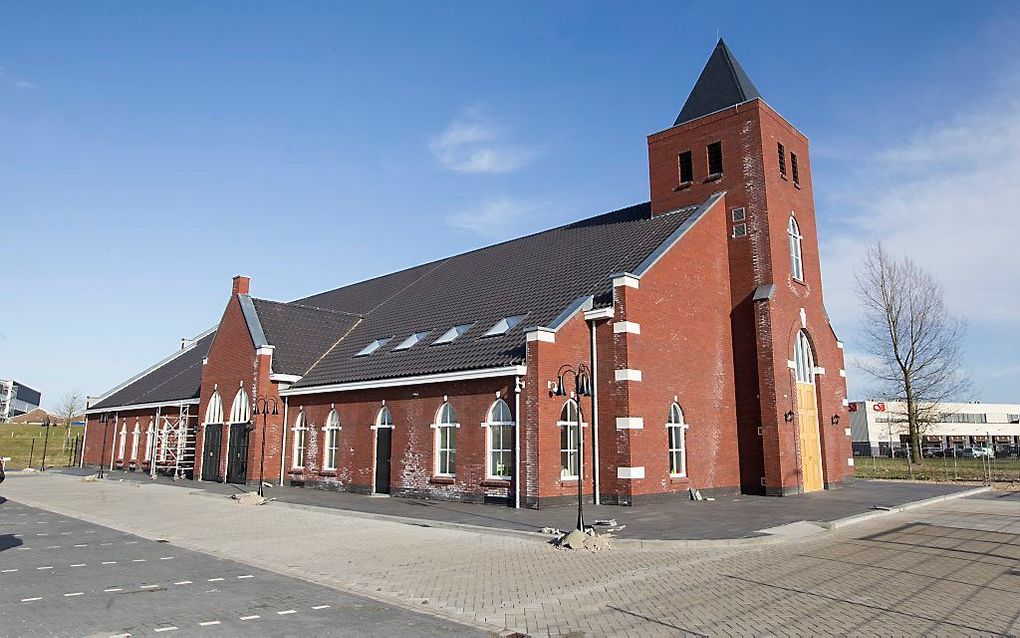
392, 331, 429, 351
678, 150, 693, 186
707, 141, 723, 177
432, 323, 473, 345
483, 314, 527, 337
355, 337, 392, 357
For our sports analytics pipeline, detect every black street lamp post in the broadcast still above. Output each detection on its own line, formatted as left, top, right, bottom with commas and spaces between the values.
40, 416, 52, 471
253, 395, 279, 498
98, 413, 109, 478
553, 363, 593, 532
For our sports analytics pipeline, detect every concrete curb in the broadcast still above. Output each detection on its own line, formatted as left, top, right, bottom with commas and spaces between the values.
817, 485, 991, 530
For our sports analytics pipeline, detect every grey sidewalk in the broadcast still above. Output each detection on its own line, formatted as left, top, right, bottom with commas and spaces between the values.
57, 467, 973, 540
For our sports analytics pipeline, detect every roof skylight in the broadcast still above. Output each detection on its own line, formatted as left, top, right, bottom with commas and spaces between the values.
432, 323, 473, 345
355, 337, 392, 357
392, 331, 429, 351
483, 314, 527, 337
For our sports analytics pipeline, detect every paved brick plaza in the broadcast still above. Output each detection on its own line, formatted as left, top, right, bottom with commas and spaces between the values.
3, 473, 1020, 636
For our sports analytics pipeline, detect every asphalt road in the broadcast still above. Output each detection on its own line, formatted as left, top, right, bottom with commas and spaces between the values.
0, 497, 482, 637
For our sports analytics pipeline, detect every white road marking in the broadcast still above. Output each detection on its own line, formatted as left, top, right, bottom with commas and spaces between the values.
37, 566, 53, 570
83, 530, 95, 533
64, 592, 84, 597
132, 559, 146, 562
312, 605, 330, 610
21, 597, 42, 602
61, 531, 71, 535
198, 621, 221, 626
102, 561, 117, 565
2, 568, 18, 573
140, 584, 159, 589
153, 627, 178, 633
239, 615, 259, 621
70, 563, 86, 567
277, 610, 297, 615
100, 542, 113, 546
173, 580, 193, 585
207, 577, 224, 582
110, 634, 132, 637
74, 544, 87, 547
46, 545, 61, 549
237, 574, 253, 579
105, 588, 123, 592
125, 541, 138, 544
159, 556, 174, 560
37, 533, 49, 536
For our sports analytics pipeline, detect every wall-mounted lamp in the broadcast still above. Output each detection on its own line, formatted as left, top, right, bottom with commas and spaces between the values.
784, 410, 795, 423
831, 414, 840, 426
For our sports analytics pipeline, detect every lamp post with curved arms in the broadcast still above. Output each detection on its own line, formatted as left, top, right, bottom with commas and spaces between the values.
253, 395, 279, 498
553, 363, 593, 532
40, 415, 52, 471
98, 413, 109, 479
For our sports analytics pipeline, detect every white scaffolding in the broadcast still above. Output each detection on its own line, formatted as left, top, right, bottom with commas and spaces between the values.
150, 404, 196, 480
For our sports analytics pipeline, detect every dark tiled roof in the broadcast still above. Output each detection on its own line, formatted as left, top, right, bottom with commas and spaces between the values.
675, 39, 761, 126
251, 299, 362, 376
292, 199, 707, 389
90, 332, 215, 411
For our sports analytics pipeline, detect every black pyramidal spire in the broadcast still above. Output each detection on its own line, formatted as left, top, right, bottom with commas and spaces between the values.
674, 39, 761, 126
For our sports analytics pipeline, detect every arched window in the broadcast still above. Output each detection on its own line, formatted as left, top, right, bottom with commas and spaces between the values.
485, 399, 514, 480
292, 411, 308, 469
323, 409, 341, 471
794, 330, 815, 384
433, 402, 459, 477
144, 419, 154, 462
558, 399, 583, 480
204, 391, 224, 424
130, 419, 141, 460
118, 423, 128, 459
788, 216, 804, 281
376, 406, 394, 428
667, 403, 688, 477
229, 388, 251, 423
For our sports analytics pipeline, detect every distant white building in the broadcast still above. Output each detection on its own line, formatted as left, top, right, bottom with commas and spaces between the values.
0, 379, 42, 423
850, 400, 1020, 455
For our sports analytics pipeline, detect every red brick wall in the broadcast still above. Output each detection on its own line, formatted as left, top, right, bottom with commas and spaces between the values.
83, 407, 158, 470
283, 376, 519, 502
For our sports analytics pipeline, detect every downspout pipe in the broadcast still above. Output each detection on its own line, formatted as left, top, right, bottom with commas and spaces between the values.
280, 396, 289, 485
514, 375, 522, 509
589, 320, 601, 506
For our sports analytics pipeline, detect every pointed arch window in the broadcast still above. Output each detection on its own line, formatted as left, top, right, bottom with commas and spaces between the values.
118, 423, 128, 459
484, 399, 514, 480
204, 391, 224, 424
229, 388, 251, 423
794, 330, 815, 384
667, 403, 688, 477
323, 409, 341, 471
130, 419, 141, 460
292, 410, 308, 469
376, 405, 394, 428
557, 400, 584, 480
788, 216, 804, 281
144, 419, 154, 462
432, 402, 459, 477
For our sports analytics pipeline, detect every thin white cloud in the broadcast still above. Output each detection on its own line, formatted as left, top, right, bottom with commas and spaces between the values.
14, 79, 37, 91
447, 197, 545, 239
429, 108, 535, 174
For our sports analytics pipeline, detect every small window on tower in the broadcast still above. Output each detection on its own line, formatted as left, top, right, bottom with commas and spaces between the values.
791, 153, 800, 187
777, 143, 787, 178
678, 151, 693, 186
707, 142, 723, 177
732, 223, 747, 238
731, 207, 746, 222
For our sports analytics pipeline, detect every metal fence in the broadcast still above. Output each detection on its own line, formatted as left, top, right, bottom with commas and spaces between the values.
854, 446, 1020, 483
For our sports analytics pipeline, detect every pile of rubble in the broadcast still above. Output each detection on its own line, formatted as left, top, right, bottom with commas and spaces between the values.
554, 528, 614, 552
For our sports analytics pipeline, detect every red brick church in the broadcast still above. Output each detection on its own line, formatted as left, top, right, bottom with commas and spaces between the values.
83, 40, 852, 507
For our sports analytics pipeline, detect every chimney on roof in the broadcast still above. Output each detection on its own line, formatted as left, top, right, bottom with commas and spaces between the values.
232, 275, 251, 296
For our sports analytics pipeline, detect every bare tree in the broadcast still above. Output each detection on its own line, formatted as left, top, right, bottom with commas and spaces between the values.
855, 244, 971, 462
58, 391, 84, 450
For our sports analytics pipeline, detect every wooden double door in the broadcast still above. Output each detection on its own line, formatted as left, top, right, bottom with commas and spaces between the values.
796, 382, 824, 492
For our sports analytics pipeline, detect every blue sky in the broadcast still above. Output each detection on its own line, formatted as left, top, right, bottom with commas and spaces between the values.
2, 1, 1018, 409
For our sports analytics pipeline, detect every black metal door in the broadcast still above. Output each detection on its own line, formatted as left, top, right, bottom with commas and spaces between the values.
375, 427, 391, 494
227, 423, 250, 485
201, 424, 222, 481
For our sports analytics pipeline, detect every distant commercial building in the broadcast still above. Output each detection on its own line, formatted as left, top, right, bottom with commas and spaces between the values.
850, 400, 1020, 455
0, 379, 42, 422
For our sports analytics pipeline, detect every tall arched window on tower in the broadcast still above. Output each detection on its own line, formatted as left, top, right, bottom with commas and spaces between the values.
788, 216, 804, 281
433, 402, 459, 477
292, 411, 308, 469
667, 403, 688, 477
485, 399, 514, 480
204, 391, 224, 425
794, 330, 815, 383
229, 388, 251, 423
558, 400, 583, 480
322, 409, 341, 471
